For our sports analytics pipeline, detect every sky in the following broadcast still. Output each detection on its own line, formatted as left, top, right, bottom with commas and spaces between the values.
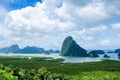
0, 0, 120, 50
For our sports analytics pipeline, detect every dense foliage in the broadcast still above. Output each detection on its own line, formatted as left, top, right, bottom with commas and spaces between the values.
76, 71, 120, 80
0, 56, 120, 80
0, 64, 74, 80
1, 56, 120, 75
0, 64, 18, 80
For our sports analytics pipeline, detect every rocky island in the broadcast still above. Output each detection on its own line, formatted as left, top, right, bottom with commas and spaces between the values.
88, 51, 99, 57
103, 54, 110, 58
114, 48, 120, 53
61, 36, 88, 57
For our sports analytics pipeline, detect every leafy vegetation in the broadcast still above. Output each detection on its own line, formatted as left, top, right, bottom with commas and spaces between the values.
75, 71, 120, 80
0, 64, 74, 80
0, 64, 18, 80
0, 56, 120, 80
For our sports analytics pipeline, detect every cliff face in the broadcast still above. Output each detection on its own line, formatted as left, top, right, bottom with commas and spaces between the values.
61, 36, 88, 57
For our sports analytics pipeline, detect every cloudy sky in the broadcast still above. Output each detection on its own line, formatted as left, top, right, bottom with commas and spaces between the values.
0, 0, 120, 50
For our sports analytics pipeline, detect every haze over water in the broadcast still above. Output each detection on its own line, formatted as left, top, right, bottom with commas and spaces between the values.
0, 53, 119, 63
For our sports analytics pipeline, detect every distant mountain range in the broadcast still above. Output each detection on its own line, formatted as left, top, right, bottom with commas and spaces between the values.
0, 44, 60, 54
0, 43, 119, 55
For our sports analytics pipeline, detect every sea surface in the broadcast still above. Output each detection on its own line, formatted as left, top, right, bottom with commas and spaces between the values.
0, 53, 119, 63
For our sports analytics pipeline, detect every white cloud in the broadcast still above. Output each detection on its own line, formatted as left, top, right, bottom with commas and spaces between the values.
89, 25, 107, 33
5, 0, 120, 36
0, 0, 120, 49
99, 39, 111, 46
57, 0, 120, 27
5, 2, 78, 39
112, 23, 120, 30
66, 0, 91, 7
0, 7, 7, 22
0, 25, 10, 40
76, 1, 109, 26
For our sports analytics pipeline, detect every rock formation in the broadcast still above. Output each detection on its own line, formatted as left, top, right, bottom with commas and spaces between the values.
61, 36, 88, 57
88, 51, 99, 57
103, 54, 110, 58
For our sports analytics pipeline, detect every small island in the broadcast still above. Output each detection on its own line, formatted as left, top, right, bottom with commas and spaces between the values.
88, 51, 99, 57
103, 54, 110, 58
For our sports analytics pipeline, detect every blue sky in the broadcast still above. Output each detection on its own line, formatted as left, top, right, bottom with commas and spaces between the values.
0, 0, 42, 10
0, 0, 120, 50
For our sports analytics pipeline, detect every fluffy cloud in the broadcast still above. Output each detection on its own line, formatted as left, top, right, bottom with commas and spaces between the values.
99, 39, 111, 46
76, 1, 109, 26
5, 0, 118, 38
5, 2, 77, 38
0, 0, 120, 49
55, 0, 120, 27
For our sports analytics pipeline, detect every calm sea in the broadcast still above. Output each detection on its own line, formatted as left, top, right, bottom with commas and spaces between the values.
0, 53, 119, 63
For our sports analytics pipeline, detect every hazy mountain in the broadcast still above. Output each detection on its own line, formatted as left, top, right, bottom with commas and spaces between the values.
0, 44, 19, 53
114, 48, 120, 53
0, 44, 60, 54
16, 46, 45, 53
92, 50, 105, 54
